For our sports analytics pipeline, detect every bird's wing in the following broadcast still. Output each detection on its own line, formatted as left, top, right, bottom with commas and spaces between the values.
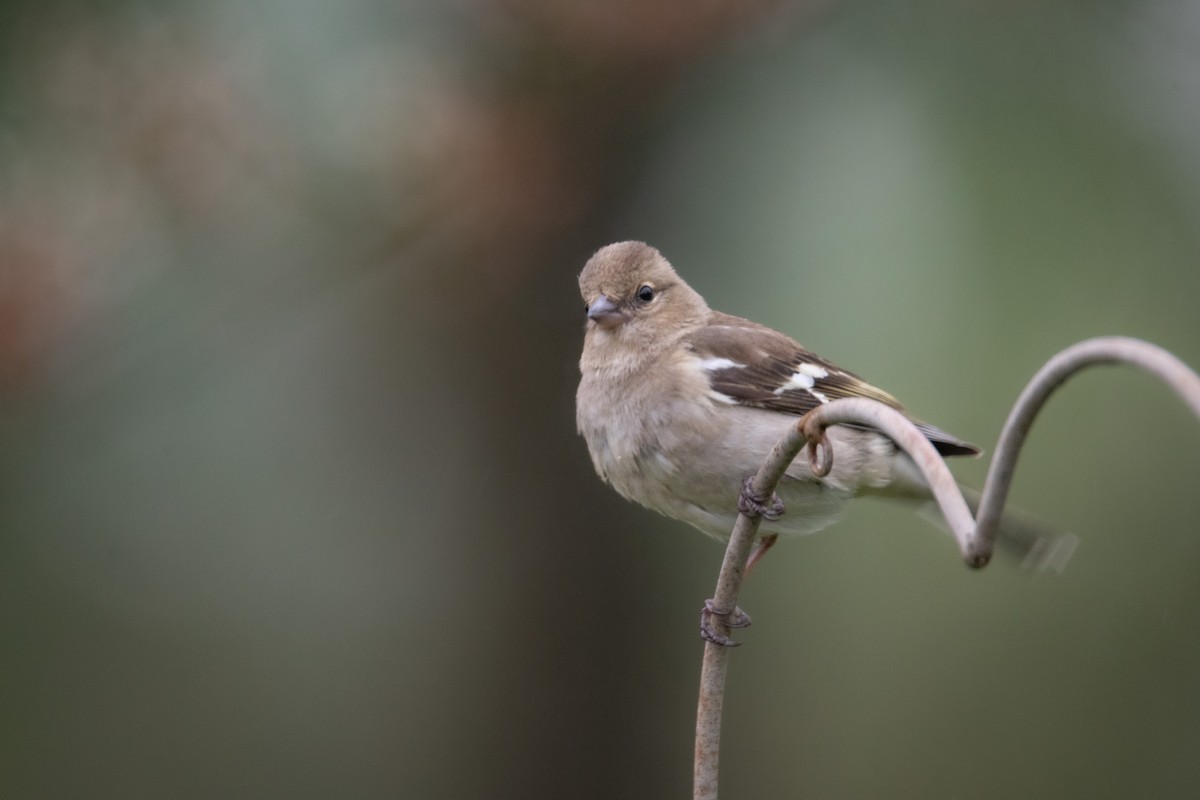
686, 313, 980, 457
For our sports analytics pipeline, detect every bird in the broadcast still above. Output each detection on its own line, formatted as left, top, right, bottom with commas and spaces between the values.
574, 241, 1073, 639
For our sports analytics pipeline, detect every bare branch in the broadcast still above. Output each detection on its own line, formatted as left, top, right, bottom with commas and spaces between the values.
694, 399, 973, 799
694, 422, 808, 800
972, 336, 1200, 563
693, 335, 1200, 800
799, 399, 983, 565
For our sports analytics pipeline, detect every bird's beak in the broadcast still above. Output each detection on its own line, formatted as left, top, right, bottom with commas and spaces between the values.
587, 294, 625, 329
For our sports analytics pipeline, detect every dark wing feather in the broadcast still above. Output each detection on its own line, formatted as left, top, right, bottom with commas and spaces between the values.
688, 313, 980, 457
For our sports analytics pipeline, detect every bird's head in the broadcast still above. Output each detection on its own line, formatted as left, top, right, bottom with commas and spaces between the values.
578, 242, 708, 348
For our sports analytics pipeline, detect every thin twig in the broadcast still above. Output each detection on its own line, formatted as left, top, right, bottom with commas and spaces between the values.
971, 336, 1200, 563
798, 399, 983, 565
693, 423, 810, 800
693, 401, 968, 800
693, 335, 1200, 800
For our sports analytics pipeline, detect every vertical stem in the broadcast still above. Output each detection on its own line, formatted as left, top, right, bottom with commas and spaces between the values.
694, 424, 810, 799
693, 514, 760, 800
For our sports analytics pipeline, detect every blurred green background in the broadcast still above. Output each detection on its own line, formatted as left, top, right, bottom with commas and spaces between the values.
2, 1, 1199, 797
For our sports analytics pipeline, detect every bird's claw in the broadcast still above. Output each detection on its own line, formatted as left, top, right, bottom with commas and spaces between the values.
700, 599, 752, 647
738, 476, 785, 520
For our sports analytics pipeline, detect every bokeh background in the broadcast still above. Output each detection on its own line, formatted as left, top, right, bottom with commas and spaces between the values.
2, 1, 1199, 797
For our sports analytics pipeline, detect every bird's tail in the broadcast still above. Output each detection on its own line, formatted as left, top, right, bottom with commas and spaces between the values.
916, 485, 1078, 573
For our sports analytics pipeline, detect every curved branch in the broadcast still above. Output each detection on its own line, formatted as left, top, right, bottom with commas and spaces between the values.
971, 337, 1200, 564
694, 336, 1200, 799
798, 399, 983, 565
694, 397, 980, 799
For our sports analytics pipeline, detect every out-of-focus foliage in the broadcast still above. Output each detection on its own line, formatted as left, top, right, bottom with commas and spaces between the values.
1, 1, 1198, 798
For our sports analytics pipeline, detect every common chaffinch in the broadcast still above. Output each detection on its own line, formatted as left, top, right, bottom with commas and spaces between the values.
576, 241, 1074, 574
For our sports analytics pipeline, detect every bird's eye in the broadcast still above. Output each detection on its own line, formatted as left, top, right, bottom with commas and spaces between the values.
636, 284, 655, 303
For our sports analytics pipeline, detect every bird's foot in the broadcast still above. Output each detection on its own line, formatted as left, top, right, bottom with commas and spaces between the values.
738, 476, 785, 520
700, 599, 752, 647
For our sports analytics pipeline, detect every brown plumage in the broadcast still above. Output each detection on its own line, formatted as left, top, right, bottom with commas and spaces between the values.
575, 241, 1073, 570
